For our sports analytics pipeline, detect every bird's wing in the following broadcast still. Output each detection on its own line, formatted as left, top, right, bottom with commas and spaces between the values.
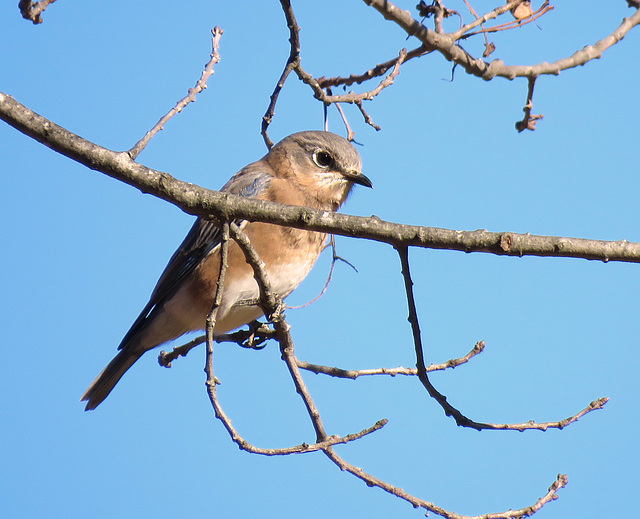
117, 165, 272, 350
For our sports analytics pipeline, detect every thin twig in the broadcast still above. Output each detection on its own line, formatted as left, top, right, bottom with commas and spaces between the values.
462, 2, 554, 39
262, 0, 301, 148
481, 398, 610, 432
298, 47, 408, 132
322, 446, 568, 518
396, 245, 607, 431
298, 48, 408, 104
355, 100, 382, 130
204, 220, 230, 396
206, 399, 387, 456
128, 27, 223, 159
159, 335, 206, 367
162, 335, 486, 379
459, 0, 495, 56
317, 45, 429, 89
201, 223, 384, 454
430, 0, 462, 34
159, 320, 276, 367
297, 340, 485, 379
396, 244, 475, 425
228, 223, 280, 317
291, 47, 407, 131
229, 222, 389, 447
332, 99, 355, 141
515, 76, 543, 132
206, 221, 230, 348
451, 0, 526, 40
228, 222, 331, 441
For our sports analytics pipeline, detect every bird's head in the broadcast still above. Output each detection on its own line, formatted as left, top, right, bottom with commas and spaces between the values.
269, 131, 372, 210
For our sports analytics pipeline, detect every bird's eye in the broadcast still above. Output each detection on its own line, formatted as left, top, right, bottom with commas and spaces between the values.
313, 150, 333, 168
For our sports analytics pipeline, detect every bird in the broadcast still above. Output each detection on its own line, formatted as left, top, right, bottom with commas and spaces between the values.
81, 130, 372, 410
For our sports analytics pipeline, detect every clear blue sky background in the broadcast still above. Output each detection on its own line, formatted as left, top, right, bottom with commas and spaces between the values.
1, 2, 638, 518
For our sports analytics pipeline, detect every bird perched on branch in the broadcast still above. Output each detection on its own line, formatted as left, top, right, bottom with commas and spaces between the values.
82, 130, 372, 410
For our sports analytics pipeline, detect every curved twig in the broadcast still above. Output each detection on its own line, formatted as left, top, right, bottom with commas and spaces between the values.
317, 45, 429, 89
296, 48, 408, 104
322, 447, 568, 518
397, 245, 608, 432
261, 0, 301, 148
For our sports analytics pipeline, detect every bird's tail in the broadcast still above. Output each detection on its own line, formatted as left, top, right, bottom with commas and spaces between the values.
81, 348, 143, 411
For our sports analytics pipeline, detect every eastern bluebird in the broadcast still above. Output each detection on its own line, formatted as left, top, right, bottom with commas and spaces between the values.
81, 131, 372, 410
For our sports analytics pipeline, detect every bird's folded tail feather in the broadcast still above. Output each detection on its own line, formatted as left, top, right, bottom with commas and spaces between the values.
81, 349, 143, 411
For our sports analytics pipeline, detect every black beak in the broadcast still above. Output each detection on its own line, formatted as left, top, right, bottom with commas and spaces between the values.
344, 170, 373, 188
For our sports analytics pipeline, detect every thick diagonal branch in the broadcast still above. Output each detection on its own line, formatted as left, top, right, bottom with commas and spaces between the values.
2, 92, 640, 263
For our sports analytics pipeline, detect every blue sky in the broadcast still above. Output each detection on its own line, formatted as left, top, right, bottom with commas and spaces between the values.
1, 2, 638, 518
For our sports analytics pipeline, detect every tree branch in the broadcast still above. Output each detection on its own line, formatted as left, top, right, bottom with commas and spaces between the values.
322, 447, 567, 518
461, 2, 555, 39
2, 91, 640, 263
19, 0, 57, 24
364, 0, 640, 81
316, 45, 429, 89
298, 48, 409, 104
228, 222, 334, 442
296, 340, 486, 379
225, 213, 566, 519
515, 76, 543, 132
397, 245, 608, 432
261, 0, 301, 148
196, 222, 387, 454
